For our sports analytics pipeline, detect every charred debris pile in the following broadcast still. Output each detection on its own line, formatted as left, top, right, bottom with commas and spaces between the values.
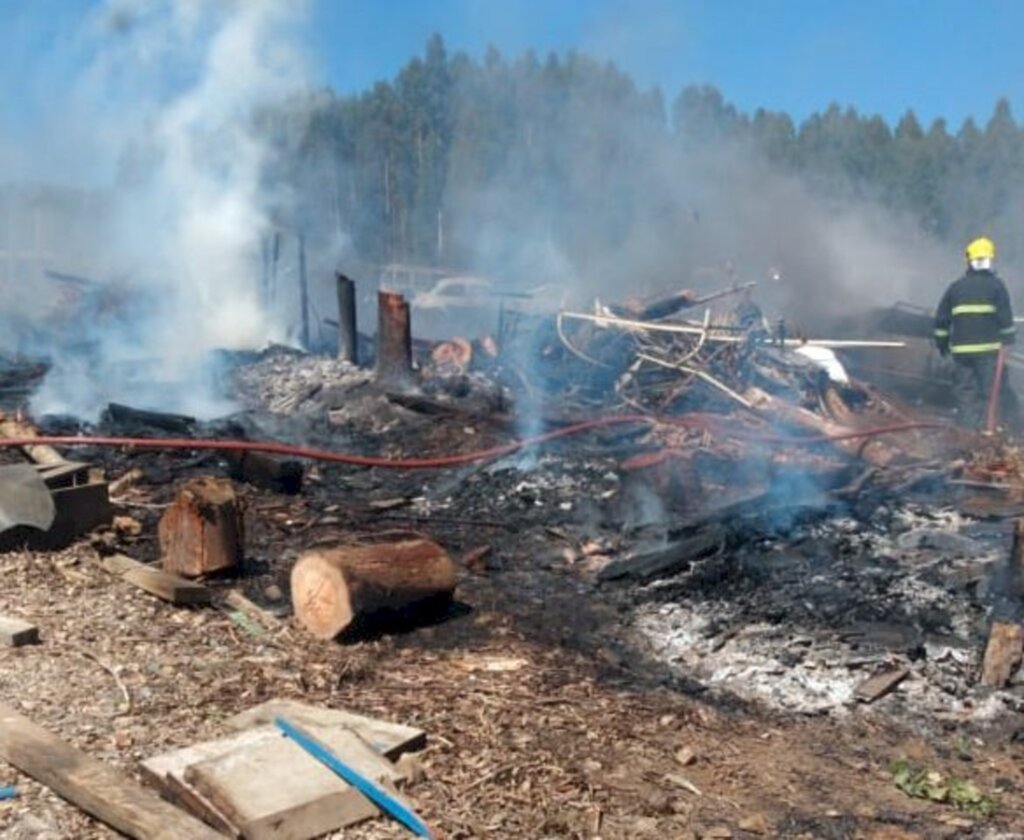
1, 275, 1024, 833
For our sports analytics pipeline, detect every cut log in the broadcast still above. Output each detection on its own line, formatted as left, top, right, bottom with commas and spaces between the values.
0, 702, 222, 840
0, 615, 39, 647
291, 539, 456, 640
744, 386, 902, 468
101, 553, 212, 606
979, 621, 1024, 687
159, 476, 243, 578
225, 450, 303, 495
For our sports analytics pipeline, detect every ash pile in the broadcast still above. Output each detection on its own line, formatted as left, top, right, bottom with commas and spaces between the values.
206, 278, 1024, 722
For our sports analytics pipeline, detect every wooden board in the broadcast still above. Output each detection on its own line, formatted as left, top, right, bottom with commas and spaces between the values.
0, 615, 39, 647
0, 702, 222, 840
854, 667, 910, 703
142, 726, 283, 836
225, 699, 426, 759
184, 725, 400, 840
101, 554, 212, 606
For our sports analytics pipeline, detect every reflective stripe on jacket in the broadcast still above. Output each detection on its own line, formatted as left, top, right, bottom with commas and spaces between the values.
934, 269, 1015, 354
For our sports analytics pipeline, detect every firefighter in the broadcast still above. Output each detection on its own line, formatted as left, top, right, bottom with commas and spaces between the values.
934, 236, 1019, 430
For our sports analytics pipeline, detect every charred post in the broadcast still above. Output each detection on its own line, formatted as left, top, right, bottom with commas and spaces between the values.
298, 232, 310, 350
336, 272, 358, 364
224, 450, 303, 495
376, 290, 413, 387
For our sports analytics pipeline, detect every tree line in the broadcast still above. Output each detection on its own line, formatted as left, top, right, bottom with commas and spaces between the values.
275, 34, 1024, 280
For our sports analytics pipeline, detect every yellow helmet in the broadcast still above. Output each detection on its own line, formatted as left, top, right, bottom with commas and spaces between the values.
965, 236, 996, 262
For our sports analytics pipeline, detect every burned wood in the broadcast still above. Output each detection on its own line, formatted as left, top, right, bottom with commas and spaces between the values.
616, 281, 758, 321
225, 449, 303, 495
744, 386, 902, 468
336, 272, 358, 363
299, 232, 310, 349
104, 403, 196, 435
1012, 518, 1024, 588
854, 667, 909, 703
376, 291, 413, 388
597, 525, 727, 584
159, 477, 243, 578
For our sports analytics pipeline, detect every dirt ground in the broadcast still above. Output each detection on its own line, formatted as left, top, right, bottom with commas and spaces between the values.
1, 459, 1023, 840
0, 346, 1022, 839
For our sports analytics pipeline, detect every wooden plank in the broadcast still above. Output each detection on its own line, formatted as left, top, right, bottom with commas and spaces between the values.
980, 622, 1024, 687
854, 667, 910, 703
0, 702, 222, 840
184, 725, 400, 840
101, 554, 212, 606
0, 615, 39, 647
225, 699, 426, 759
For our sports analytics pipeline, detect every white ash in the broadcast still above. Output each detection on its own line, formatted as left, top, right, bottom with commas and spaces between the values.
233, 350, 370, 413
631, 503, 1024, 721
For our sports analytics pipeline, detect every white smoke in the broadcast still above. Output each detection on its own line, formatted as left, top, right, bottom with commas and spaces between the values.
18, 0, 309, 419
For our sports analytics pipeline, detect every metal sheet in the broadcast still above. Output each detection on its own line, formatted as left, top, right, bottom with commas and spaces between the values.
0, 464, 56, 534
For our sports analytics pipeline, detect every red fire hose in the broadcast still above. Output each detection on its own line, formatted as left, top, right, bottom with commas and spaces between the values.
985, 346, 1007, 434
0, 417, 949, 470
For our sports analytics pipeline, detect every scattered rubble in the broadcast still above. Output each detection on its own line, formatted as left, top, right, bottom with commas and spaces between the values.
0, 282, 1023, 836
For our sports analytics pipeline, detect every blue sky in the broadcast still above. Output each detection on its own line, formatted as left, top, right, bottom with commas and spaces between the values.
310, 0, 1024, 128
2, 0, 1023, 130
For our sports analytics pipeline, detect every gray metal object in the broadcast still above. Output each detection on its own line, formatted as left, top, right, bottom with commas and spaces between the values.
0, 464, 55, 535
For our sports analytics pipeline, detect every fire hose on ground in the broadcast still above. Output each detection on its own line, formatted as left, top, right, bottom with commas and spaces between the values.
0, 416, 952, 470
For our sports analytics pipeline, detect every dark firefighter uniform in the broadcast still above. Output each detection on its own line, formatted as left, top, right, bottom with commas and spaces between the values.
934, 264, 1018, 430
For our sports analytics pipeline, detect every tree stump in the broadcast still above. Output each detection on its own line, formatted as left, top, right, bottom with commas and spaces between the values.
290, 539, 456, 639
159, 477, 243, 578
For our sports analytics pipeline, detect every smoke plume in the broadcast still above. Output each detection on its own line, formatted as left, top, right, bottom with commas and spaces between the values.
2, 0, 308, 419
